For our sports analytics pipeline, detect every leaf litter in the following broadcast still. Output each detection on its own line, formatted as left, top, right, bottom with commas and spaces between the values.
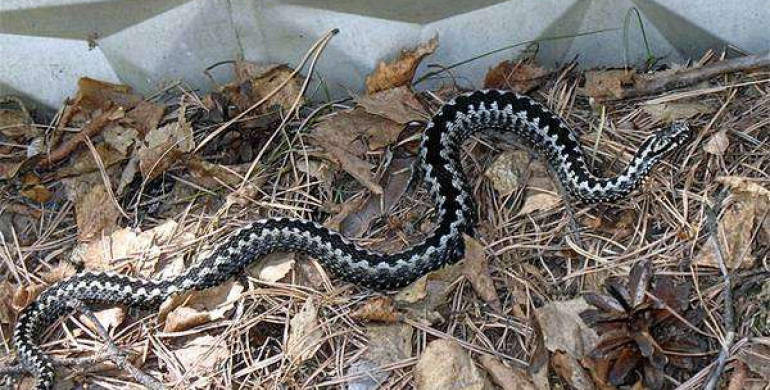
1, 37, 768, 390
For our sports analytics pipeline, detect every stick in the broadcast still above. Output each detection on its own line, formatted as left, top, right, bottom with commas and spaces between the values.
38, 106, 123, 168
613, 51, 770, 100
702, 191, 735, 390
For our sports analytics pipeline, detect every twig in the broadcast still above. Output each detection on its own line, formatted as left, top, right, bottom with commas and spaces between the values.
612, 51, 770, 100
66, 299, 164, 390
702, 191, 735, 390
38, 106, 123, 168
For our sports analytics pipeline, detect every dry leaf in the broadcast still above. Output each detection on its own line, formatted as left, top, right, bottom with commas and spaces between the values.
737, 339, 770, 380
73, 77, 141, 112
20, 184, 53, 203
169, 335, 229, 389
694, 177, 770, 269
704, 130, 729, 156
340, 158, 412, 237
551, 351, 595, 390
296, 158, 332, 182
533, 298, 599, 359
41, 262, 77, 284
366, 35, 438, 94
54, 142, 127, 179
462, 235, 501, 311
355, 86, 427, 124
248, 252, 295, 283
137, 121, 194, 180
414, 339, 493, 390
348, 324, 413, 389
485, 151, 528, 196
72, 220, 185, 273
186, 158, 248, 189
484, 60, 549, 93
286, 298, 323, 362
234, 62, 304, 113
517, 193, 561, 217
126, 101, 165, 134
103, 125, 139, 156
642, 101, 714, 123
0, 104, 38, 139
0, 281, 17, 324
395, 259, 463, 320
79, 307, 125, 334
11, 284, 46, 312
584, 70, 635, 100
479, 354, 538, 390
162, 280, 243, 332
350, 296, 400, 323
72, 182, 121, 241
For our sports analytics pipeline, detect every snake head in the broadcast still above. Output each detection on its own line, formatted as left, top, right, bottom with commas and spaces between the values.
646, 121, 692, 158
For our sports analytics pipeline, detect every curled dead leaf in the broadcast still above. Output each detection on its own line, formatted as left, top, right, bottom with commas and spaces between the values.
462, 235, 501, 312
365, 35, 438, 94
414, 339, 493, 390
355, 86, 427, 124
286, 298, 323, 362
162, 280, 244, 332
484, 60, 549, 93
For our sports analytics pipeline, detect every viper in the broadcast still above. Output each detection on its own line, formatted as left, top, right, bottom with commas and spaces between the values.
10, 89, 691, 389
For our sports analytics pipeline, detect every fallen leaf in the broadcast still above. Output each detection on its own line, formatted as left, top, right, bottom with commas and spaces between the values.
551, 351, 595, 390
162, 280, 244, 332
414, 339, 493, 390
366, 35, 438, 94
348, 324, 413, 390
395, 259, 463, 321
234, 62, 304, 113
248, 252, 295, 283
103, 124, 139, 156
137, 121, 194, 180
0, 160, 24, 180
0, 281, 16, 324
350, 296, 400, 323
126, 101, 165, 134
73, 77, 141, 113
534, 298, 599, 359
485, 151, 528, 196
11, 284, 46, 312
584, 70, 635, 100
703, 130, 729, 156
340, 158, 412, 237
479, 354, 538, 390
296, 158, 332, 182
169, 335, 229, 389
462, 235, 501, 312
355, 86, 427, 124
20, 184, 53, 203
54, 142, 127, 179
694, 177, 770, 269
79, 307, 125, 334
286, 298, 323, 362
0, 102, 38, 139
310, 139, 382, 195
642, 101, 714, 123
484, 60, 549, 93
41, 262, 77, 284
71, 182, 122, 241
517, 193, 561, 217
186, 158, 248, 189
72, 220, 186, 273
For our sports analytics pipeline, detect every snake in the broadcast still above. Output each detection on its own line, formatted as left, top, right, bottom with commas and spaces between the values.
10, 89, 692, 389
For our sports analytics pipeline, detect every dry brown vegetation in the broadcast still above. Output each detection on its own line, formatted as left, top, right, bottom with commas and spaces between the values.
1, 34, 768, 390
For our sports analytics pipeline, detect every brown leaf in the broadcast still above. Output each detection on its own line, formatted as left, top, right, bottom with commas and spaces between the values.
703, 130, 729, 156
534, 298, 599, 359
350, 296, 400, 323
366, 35, 438, 94
186, 157, 248, 189
0, 281, 17, 324
737, 339, 770, 380
161, 280, 243, 332
20, 184, 53, 203
286, 298, 323, 362
248, 252, 295, 283
126, 101, 165, 134
355, 86, 427, 124
517, 193, 561, 217
169, 335, 229, 389
41, 262, 77, 284
584, 293, 625, 314
103, 125, 139, 156
11, 284, 46, 312
628, 260, 652, 308
72, 182, 121, 241
484, 60, 549, 93
479, 354, 538, 390
414, 339, 493, 390
641, 101, 714, 123
348, 324, 413, 389
0, 103, 38, 139
608, 347, 643, 385
551, 351, 595, 390
584, 70, 635, 100
137, 121, 194, 180
73, 77, 141, 112
462, 235, 501, 311
78, 307, 125, 334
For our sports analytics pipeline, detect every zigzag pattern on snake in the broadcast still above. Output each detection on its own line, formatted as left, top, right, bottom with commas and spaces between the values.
11, 89, 692, 389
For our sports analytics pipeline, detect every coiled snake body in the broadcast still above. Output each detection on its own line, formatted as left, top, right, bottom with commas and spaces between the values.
12, 90, 691, 389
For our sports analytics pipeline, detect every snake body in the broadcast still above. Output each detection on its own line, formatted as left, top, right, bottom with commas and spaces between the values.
11, 90, 691, 389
